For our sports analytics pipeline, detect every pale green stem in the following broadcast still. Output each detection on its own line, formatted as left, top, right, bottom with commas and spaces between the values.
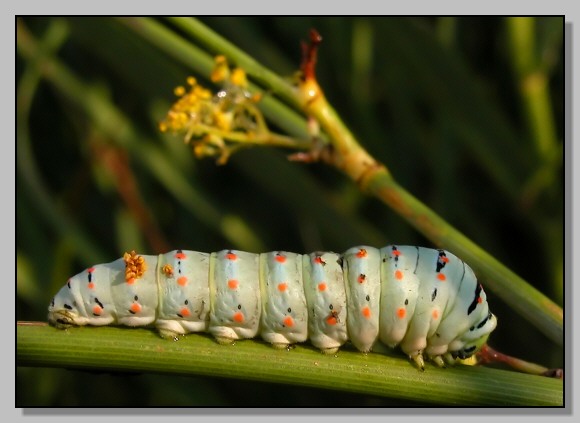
17, 323, 563, 406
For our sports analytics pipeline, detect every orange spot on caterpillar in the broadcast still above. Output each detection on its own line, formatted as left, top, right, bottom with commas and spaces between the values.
441, 256, 449, 263
162, 264, 174, 277
179, 307, 191, 318
477, 296, 483, 304
396, 308, 406, 319
228, 279, 239, 289
175, 252, 186, 260
361, 306, 371, 319
226, 252, 237, 261
92, 305, 102, 315
314, 256, 325, 265
318, 282, 327, 292
326, 314, 338, 326
395, 270, 403, 280
357, 274, 366, 284
356, 248, 368, 258
275, 254, 286, 263
277, 282, 288, 292
432, 309, 439, 320
283, 316, 294, 327
437, 273, 446, 281
87, 267, 95, 273
130, 303, 142, 314
177, 276, 188, 286
233, 311, 244, 323
87, 282, 95, 290
391, 250, 401, 257
126, 278, 136, 285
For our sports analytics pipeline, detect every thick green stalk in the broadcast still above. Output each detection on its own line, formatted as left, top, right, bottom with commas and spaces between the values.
17, 323, 563, 406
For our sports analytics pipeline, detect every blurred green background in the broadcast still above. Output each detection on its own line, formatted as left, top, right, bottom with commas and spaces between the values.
17, 17, 563, 406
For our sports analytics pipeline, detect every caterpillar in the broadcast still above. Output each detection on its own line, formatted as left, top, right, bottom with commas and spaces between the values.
48, 245, 497, 369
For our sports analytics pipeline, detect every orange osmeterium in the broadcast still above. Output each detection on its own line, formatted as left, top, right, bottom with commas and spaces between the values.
162, 264, 174, 277
123, 250, 147, 284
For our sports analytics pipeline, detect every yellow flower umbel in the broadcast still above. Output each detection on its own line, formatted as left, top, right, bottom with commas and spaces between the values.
159, 55, 272, 164
160, 55, 311, 164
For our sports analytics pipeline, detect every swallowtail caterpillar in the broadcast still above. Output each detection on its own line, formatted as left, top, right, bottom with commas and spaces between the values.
48, 245, 497, 370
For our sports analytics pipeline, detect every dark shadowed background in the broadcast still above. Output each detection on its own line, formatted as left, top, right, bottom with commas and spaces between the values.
16, 16, 564, 406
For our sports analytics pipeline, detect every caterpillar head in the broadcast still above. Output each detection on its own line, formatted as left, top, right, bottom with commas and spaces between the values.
451, 312, 498, 360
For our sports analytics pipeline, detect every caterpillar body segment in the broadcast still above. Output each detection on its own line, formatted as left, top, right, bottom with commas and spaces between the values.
156, 250, 210, 339
48, 245, 497, 369
342, 246, 381, 353
259, 251, 308, 348
208, 249, 261, 343
302, 251, 348, 353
